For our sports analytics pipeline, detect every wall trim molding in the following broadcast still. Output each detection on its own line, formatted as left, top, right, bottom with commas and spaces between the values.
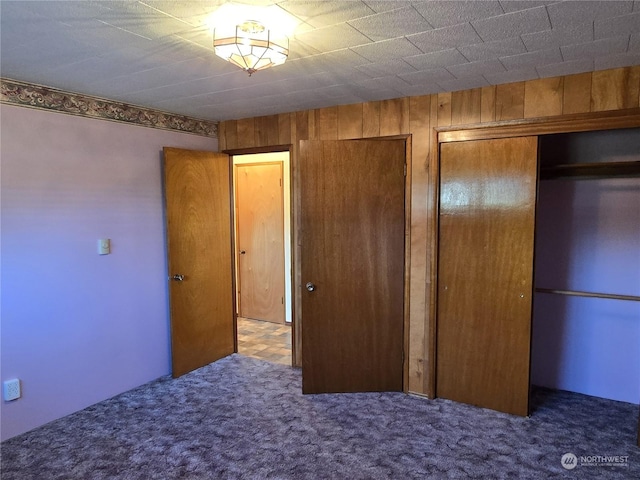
1, 78, 217, 137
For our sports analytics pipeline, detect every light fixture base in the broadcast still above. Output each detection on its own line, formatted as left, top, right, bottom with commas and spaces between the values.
239, 20, 265, 35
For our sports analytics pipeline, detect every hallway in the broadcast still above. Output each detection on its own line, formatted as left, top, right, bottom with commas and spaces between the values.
237, 317, 291, 366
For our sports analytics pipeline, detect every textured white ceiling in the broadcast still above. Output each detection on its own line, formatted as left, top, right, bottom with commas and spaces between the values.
1, 0, 639, 122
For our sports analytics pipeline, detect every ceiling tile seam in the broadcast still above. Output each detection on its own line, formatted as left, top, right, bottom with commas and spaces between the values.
362, 1, 378, 18
113, 71, 242, 98
497, 1, 509, 15
558, 45, 566, 64
136, 70, 357, 105
541, 4, 554, 53
499, 55, 510, 73
400, 58, 420, 74
137, 1, 199, 28
97, 20, 152, 41
403, 22, 470, 56
467, 21, 484, 55
345, 4, 436, 42
409, 4, 435, 30
99, 57, 225, 88
497, 46, 563, 70
480, 73, 491, 86
343, 48, 378, 68
173, 33, 217, 53
451, 34, 474, 65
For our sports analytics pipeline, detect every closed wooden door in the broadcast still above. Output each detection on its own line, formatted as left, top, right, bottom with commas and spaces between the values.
235, 162, 285, 324
163, 147, 235, 378
436, 137, 538, 416
300, 139, 406, 394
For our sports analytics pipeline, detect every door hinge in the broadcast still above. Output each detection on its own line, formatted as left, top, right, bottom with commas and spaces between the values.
279, 178, 282, 187
404, 164, 407, 176
281, 297, 284, 304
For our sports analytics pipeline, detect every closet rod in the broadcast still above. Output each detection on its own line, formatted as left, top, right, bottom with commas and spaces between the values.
535, 288, 640, 302
539, 160, 640, 180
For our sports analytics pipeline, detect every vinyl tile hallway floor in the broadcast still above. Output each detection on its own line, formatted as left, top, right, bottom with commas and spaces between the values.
237, 317, 292, 366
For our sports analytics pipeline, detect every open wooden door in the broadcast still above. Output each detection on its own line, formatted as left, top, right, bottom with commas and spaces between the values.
300, 138, 406, 394
235, 162, 285, 324
436, 136, 538, 416
163, 147, 235, 378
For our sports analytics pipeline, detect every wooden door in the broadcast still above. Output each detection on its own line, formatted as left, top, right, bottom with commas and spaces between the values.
300, 139, 406, 394
436, 136, 538, 416
163, 147, 235, 378
235, 162, 285, 324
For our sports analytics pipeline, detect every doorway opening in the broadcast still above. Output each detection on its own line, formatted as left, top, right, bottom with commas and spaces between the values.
232, 151, 292, 366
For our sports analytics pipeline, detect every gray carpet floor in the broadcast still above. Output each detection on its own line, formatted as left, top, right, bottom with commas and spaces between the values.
1, 354, 638, 479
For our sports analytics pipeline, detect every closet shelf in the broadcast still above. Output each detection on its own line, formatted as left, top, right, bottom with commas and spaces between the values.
539, 160, 640, 180
535, 288, 640, 302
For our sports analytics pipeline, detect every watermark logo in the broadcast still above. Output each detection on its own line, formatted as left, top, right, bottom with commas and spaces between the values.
561, 452, 629, 470
561, 453, 578, 470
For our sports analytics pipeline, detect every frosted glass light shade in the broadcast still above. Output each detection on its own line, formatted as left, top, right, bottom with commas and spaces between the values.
213, 21, 289, 75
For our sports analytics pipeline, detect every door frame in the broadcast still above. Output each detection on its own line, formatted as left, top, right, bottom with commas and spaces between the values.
223, 145, 296, 365
233, 160, 287, 324
429, 108, 640, 398
223, 137, 412, 390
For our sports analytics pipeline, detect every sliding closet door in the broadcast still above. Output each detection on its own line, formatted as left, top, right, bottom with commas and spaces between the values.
436, 136, 538, 416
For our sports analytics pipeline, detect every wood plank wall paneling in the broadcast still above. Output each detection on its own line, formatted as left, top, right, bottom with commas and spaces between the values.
562, 72, 592, 115
363, 102, 381, 137
496, 82, 525, 120
296, 111, 310, 141
524, 77, 564, 118
407, 95, 431, 394
427, 95, 439, 397
591, 66, 640, 111
292, 110, 308, 367
237, 118, 255, 148
437, 92, 452, 126
380, 98, 410, 136
278, 113, 292, 146
451, 88, 481, 125
225, 120, 238, 150
338, 104, 363, 139
218, 66, 640, 394
262, 114, 281, 146
218, 121, 227, 151
480, 86, 496, 123
316, 107, 339, 140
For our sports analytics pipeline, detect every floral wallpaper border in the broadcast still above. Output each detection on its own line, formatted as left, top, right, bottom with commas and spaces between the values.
1, 78, 217, 138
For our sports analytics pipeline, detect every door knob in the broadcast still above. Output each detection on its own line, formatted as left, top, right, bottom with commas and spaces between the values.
306, 282, 316, 292
239, 250, 246, 255
171, 274, 185, 282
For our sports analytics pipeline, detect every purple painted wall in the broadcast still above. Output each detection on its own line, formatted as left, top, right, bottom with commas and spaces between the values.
532, 130, 640, 404
1, 104, 217, 440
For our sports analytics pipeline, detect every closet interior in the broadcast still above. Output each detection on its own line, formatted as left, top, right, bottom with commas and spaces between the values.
532, 128, 640, 408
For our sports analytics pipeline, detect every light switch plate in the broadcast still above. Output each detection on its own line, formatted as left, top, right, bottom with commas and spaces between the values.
98, 239, 110, 255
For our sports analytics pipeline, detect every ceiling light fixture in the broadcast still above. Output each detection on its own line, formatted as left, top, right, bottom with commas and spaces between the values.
213, 19, 289, 76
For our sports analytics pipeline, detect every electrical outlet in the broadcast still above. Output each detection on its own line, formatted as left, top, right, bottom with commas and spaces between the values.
3, 379, 21, 401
